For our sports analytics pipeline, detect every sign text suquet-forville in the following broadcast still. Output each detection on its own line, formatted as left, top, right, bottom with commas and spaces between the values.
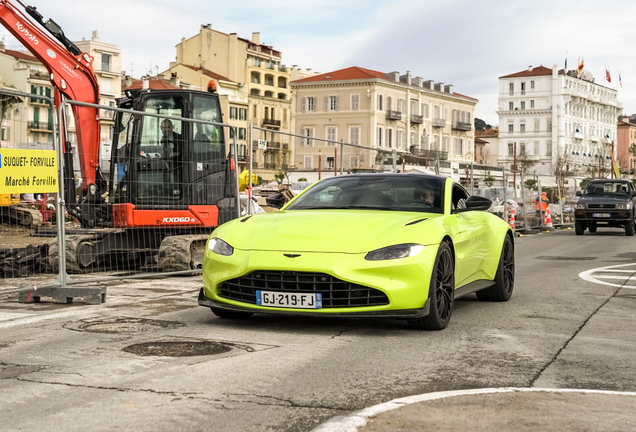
0, 149, 58, 194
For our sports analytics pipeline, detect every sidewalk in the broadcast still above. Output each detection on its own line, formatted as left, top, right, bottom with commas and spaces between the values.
312, 387, 636, 432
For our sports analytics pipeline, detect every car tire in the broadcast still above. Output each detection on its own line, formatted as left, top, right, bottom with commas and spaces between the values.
589, 224, 597, 233
626, 219, 635, 236
210, 307, 254, 319
408, 241, 454, 331
476, 235, 515, 302
575, 221, 585, 235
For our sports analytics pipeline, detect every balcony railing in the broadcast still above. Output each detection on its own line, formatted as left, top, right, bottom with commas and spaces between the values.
410, 114, 424, 124
265, 62, 275, 70
386, 110, 402, 121
409, 148, 448, 161
28, 121, 53, 131
262, 118, 281, 127
278, 65, 287, 72
29, 70, 49, 80
432, 118, 446, 127
453, 121, 471, 131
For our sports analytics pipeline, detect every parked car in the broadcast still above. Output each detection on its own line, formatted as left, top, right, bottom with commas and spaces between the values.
574, 180, 636, 236
199, 173, 515, 330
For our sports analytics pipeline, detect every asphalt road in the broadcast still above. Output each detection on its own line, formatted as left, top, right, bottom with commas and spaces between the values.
1, 227, 635, 431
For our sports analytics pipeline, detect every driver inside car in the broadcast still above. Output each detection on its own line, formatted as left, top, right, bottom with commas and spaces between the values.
415, 186, 435, 204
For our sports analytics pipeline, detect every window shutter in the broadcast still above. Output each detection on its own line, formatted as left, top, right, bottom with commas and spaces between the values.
335, 96, 339, 110
301, 98, 306, 112
325, 96, 329, 111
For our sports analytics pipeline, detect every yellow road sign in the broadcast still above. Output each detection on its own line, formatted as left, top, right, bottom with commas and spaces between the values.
0, 149, 58, 193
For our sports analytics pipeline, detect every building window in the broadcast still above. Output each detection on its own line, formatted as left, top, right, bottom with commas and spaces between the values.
508, 142, 514, 156
283, 109, 287, 122
509, 102, 513, 110
387, 97, 393, 111
264, 107, 269, 119
386, 128, 392, 148
327, 95, 339, 111
520, 142, 526, 156
377, 94, 383, 111
520, 101, 525, 110
304, 156, 313, 169
422, 103, 429, 118
509, 83, 514, 95
253, 104, 257, 117
326, 127, 337, 144
238, 128, 246, 140
350, 156, 359, 168
443, 136, 449, 152
351, 94, 359, 110
377, 126, 383, 146
508, 123, 513, 132
305, 97, 316, 112
520, 123, 525, 132
301, 128, 314, 146
101, 53, 111, 72
350, 127, 359, 146
434, 105, 440, 118
530, 100, 535, 108
327, 157, 335, 169
534, 140, 540, 155
546, 140, 552, 156
534, 119, 540, 132
521, 82, 526, 95
397, 98, 404, 113
531, 80, 535, 89
397, 130, 404, 148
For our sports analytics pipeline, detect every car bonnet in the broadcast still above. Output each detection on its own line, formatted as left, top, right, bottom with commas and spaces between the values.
218, 210, 443, 254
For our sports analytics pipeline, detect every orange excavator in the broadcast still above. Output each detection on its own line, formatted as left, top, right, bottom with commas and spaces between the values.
0, 0, 238, 272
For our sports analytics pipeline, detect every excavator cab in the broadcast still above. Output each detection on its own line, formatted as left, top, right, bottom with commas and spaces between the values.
109, 89, 236, 228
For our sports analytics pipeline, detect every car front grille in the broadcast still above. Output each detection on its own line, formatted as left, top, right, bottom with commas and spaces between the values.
219, 271, 389, 308
588, 204, 616, 209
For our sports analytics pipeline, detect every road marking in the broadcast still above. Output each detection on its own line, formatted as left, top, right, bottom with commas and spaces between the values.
311, 387, 636, 432
579, 263, 636, 289
0, 312, 35, 322
0, 309, 95, 329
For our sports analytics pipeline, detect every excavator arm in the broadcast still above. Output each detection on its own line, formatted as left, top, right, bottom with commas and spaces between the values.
0, 0, 101, 193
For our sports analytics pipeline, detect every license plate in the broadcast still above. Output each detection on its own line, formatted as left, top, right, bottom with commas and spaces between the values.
256, 290, 322, 309
592, 213, 611, 218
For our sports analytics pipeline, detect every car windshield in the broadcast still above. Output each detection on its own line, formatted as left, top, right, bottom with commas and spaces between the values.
584, 182, 630, 197
286, 175, 445, 213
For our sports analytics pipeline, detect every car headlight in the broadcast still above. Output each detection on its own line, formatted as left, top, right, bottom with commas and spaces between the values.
617, 203, 632, 210
207, 238, 234, 256
365, 243, 424, 261
575, 203, 586, 209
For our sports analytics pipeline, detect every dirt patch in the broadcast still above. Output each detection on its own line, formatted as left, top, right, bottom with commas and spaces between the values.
122, 341, 232, 357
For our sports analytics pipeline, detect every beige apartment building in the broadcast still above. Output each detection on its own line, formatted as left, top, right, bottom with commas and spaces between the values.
0, 42, 54, 149
167, 25, 292, 175
291, 67, 477, 172
74, 31, 122, 146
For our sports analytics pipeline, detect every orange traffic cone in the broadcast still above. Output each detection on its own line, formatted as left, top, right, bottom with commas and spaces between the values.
509, 209, 515, 230
544, 207, 553, 228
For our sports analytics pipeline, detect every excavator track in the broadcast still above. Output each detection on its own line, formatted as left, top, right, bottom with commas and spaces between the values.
157, 234, 210, 273
48, 234, 103, 274
0, 206, 43, 227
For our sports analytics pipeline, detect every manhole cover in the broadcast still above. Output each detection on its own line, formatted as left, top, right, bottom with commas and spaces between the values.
77, 317, 185, 333
122, 341, 231, 357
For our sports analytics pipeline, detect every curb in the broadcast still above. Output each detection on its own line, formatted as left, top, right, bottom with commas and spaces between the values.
310, 387, 636, 432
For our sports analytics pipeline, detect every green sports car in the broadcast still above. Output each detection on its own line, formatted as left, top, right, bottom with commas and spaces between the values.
199, 173, 515, 330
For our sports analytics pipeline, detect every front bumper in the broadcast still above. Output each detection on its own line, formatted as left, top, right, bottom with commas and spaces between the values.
198, 288, 430, 319
575, 209, 632, 224
200, 246, 438, 317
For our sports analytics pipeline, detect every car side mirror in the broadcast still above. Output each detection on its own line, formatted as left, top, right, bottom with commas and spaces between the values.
266, 193, 286, 209
453, 195, 492, 213
576, 191, 583, 197
632, 191, 636, 198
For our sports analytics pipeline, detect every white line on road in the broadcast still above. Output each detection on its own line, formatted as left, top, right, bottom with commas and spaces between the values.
0, 309, 96, 329
311, 387, 636, 432
579, 263, 636, 289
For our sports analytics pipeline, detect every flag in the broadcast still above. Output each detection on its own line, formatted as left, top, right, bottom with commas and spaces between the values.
619, 72, 623, 87
565, 55, 567, 70
578, 58, 584, 74
606, 68, 611, 83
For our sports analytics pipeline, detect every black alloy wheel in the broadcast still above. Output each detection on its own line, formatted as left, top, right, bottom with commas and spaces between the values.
575, 220, 585, 235
626, 218, 635, 237
408, 241, 454, 330
476, 234, 515, 302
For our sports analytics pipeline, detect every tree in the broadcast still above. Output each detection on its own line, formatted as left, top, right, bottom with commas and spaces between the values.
553, 153, 571, 196
516, 153, 536, 176
474, 118, 492, 131
484, 171, 495, 187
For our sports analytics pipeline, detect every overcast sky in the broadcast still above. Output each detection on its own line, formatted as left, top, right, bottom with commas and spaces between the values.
1, 0, 633, 125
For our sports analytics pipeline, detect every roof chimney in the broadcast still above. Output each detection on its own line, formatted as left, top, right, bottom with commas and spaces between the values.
413, 77, 423, 87
91, 30, 98, 40
528, 65, 533, 71
444, 84, 453, 94
252, 32, 260, 45
423, 80, 434, 89
434, 82, 444, 91
142, 76, 149, 90
0, 40, 5, 52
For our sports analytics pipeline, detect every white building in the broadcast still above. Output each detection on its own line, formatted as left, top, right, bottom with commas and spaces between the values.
497, 64, 621, 176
